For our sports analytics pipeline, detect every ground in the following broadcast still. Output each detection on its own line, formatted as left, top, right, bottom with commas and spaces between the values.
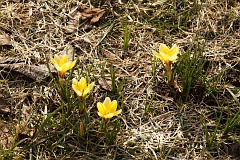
0, 0, 240, 159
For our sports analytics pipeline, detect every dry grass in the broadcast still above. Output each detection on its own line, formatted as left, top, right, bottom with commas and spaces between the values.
0, 0, 240, 159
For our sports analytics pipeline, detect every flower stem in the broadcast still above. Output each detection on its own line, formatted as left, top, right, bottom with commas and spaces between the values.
79, 122, 85, 136
79, 98, 86, 114
165, 62, 182, 92
104, 118, 110, 127
165, 62, 174, 85
58, 76, 65, 98
166, 62, 177, 87
59, 76, 64, 88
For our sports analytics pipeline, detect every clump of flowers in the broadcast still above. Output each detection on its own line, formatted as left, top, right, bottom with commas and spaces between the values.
97, 97, 122, 125
72, 77, 94, 113
152, 43, 179, 85
48, 52, 122, 143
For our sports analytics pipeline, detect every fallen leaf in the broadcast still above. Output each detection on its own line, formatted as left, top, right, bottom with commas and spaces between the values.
82, 12, 94, 19
84, 8, 102, 13
64, 7, 105, 33
98, 77, 112, 91
82, 8, 105, 24
0, 58, 56, 81
103, 50, 118, 60
0, 56, 25, 64
0, 34, 11, 46
90, 9, 105, 24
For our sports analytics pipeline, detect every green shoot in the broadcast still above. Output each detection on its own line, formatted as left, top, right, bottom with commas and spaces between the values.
173, 43, 208, 101
110, 65, 116, 92
104, 118, 121, 145
145, 94, 155, 114
110, 65, 124, 97
123, 25, 131, 52
221, 88, 240, 136
201, 108, 223, 149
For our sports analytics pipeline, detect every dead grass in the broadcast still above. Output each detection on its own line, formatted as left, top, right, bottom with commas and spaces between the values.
0, 0, 240, 159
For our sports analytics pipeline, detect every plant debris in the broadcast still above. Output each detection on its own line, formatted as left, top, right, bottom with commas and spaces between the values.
0, 34, 11, 46
0, 57, 55, 81
64, 7, 105, 33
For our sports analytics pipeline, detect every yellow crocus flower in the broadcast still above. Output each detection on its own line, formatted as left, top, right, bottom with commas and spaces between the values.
152, 43, 179, 65
97, 97, 122, 120
51, 54, 76, 78
72, 77, 94, 98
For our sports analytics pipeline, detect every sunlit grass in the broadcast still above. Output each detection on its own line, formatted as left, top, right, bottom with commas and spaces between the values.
173, 42, 208, 101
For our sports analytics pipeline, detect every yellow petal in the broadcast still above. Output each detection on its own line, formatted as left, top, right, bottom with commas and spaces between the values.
70, 60, 76, 69
169, 55, 178, 62
60, 63, 69, 72
73, 79, 83, 95
159, 43, 171, 56
159, 52, 171, 64
64, 61, 75, 71
51, 55, 61, 64
51, 58, 57, 65
97, 112, 105, 118
152, 50, 164, 60
59, 54, 69, 66
62, 61, 74, 72
76, 91, 84, 97
72, 79, 78, 92
79, 77, 87, 90
97, 102, 106, 115
103, 97, 111, 108
72, 86, 77, 93
170, 44, 179, 57
109, 100, 117, 113
52, 55, 63, 71
114, 109, 122, 116
54, 64, 63, 71
64, 62, 72, 71
104, 113, 115, 119
83, 88, 90, 97
88, 82, 94, 91
72, 78, 78, 85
